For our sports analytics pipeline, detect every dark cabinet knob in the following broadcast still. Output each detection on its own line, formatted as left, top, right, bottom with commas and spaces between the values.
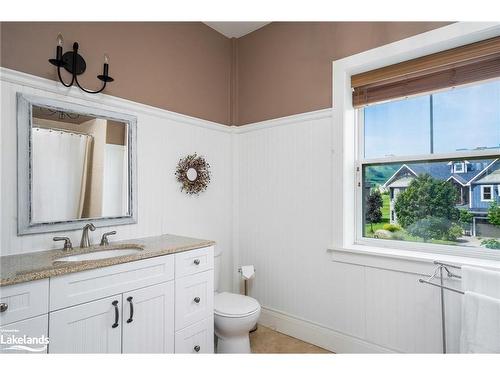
193, 297, 201, 303
0, 303, 8, 313
193, 259, 200, 265
194, 345, 200, 352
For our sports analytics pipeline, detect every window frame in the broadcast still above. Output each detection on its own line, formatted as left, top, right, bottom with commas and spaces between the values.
453, 162, 465, 173
333, 22, 500, 262
354, 88, 500, 258
481, 185, 494, 202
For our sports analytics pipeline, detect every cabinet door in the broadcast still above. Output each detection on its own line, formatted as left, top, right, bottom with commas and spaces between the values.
48, 295, 122, 353
0, 315, 48, 354
122, 281, 174, 353
175, 270, 214, 330
175, 317, 214, 353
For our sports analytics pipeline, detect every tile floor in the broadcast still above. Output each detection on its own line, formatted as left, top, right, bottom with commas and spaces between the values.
249, 325, 332, 354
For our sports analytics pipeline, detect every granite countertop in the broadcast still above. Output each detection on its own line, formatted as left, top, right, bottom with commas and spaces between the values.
0, 234, 215, 287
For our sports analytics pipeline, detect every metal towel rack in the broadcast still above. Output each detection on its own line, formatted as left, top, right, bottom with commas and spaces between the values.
418, 261, 463, 353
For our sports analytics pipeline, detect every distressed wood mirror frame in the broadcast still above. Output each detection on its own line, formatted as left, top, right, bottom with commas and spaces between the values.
17, 93, 138, 235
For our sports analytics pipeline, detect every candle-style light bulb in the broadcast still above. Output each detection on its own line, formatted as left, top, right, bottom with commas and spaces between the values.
104, 54, 109, 65
56, 33, 64, 47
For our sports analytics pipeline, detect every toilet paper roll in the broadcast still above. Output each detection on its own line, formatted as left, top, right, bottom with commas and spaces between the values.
240, 265, 255, 280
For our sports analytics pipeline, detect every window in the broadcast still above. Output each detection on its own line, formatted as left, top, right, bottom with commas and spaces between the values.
453, 162, 465, 173
481, 185, 493, 201
359, 79, 500, 251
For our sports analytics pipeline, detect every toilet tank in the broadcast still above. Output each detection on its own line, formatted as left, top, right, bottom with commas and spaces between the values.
214, 248, 222, 292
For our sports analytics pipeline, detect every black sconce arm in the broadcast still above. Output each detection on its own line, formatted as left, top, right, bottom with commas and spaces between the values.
56, 66, 75, 88
49, 38, 113, 94
74, 74, 107, 94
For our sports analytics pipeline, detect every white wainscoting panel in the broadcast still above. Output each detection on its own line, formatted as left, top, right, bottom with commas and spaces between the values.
0, 69, 234, 293
364, 267, 441, 353
237, 112, 333, 325
235, 110, 464, 353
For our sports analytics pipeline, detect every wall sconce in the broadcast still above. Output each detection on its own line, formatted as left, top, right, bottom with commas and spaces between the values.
48, 33, 114, 94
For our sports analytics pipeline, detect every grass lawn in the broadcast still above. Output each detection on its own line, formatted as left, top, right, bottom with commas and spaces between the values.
381, 193, 389, 221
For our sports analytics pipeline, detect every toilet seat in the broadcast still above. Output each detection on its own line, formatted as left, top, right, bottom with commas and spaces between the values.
214, 292, 260, 318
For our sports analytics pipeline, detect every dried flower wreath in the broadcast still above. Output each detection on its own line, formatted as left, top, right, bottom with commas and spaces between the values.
175, 153, 211, 195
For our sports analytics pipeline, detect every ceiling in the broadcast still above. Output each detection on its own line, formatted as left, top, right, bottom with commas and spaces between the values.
204, 22, 270, 38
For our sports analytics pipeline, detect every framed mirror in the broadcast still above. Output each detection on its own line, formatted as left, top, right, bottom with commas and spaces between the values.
17, 93, 137, 235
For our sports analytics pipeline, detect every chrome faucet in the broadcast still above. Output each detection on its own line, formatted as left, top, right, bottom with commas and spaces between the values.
80, 223, 96, 248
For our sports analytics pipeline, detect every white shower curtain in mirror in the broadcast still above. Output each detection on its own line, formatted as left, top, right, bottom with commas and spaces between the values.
31, 127, 92, 223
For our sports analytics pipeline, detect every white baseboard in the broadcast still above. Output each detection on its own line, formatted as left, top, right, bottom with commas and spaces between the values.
258, 307, 396, 354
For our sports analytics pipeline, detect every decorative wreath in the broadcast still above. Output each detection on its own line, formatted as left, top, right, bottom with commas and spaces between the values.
175, 153, 211, 195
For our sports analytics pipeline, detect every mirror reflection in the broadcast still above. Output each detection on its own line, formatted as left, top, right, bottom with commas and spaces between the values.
186, 167, 198, 182
31, 105, 129, 223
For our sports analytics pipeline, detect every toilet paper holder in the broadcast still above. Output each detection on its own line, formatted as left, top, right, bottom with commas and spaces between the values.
238, 266, 258, 333
238, 266, 256, 296
237, 266, 256, 273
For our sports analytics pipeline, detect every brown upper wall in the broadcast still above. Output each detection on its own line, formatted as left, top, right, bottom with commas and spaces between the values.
236, 22, 451, 125
1, 22, 452, 126
0, 22, 232, 124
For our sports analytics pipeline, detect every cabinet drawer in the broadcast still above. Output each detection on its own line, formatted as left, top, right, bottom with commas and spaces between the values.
50, 255, 174, 311
0, 314, 49, 354
175, 317, 214, 353
175, 246, 214, 278
0, 279, 49, 325
175, 270, 214, 330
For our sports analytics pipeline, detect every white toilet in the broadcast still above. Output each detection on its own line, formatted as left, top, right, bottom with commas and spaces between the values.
214, 252, 261, 353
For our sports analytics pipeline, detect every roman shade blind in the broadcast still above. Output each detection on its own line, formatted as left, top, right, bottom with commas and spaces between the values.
351, 36, 500, 107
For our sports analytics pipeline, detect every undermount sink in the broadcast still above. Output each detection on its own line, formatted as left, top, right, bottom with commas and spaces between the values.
55, 247, 142, 262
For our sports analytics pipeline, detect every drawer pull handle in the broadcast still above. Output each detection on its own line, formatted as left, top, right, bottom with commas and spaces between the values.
112, 300, 119, 328
193, 259, 201, 265
127, 296, 134, 323
194, 345, 200, 352
193, 297, 201, 303
0, 303, 8, 313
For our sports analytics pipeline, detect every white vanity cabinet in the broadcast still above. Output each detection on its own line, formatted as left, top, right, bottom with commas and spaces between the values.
0, 315, 49, 354
0, 245, 214, 354
49, 281, 175, 353
174, 246, 214, 353
0, 279, 49, 354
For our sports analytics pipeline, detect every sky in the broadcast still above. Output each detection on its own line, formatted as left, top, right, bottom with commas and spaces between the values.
364, 80, 500, 159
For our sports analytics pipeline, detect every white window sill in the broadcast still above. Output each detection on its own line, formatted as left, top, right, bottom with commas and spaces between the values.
328, 243, 500, 274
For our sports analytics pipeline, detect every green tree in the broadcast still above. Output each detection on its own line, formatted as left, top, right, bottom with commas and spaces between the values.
366, 189, 383, 233
394, 174, 459, 240
458, 208, 474, 233
487, 201, 500, 226
458, 209, 474, 225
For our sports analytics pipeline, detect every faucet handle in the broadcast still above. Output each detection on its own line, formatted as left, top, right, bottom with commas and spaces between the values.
100, 231, 117, 246
53, 236, 73, 251
84, 223, 96, 231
